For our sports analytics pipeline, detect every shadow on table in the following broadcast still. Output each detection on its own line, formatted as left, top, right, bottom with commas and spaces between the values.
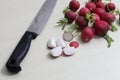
1, 65, 19, 76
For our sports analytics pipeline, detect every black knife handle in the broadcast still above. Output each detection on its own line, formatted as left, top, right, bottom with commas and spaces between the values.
6, 31, 37, 73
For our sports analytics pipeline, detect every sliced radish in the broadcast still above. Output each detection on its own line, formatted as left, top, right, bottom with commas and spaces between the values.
50, 46, 63, 58
63, 32, 74, 42
56, 38, 66, 48
63, 47, 76, 56
69, 41, 79, 48
47, 38, 57, 49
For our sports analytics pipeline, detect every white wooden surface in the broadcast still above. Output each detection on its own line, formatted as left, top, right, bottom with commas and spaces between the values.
0, 0, 120, 80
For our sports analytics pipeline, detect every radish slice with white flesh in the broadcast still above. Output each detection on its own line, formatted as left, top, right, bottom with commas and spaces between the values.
63, 47, 76, 56
47, 38, 57, 48
56, 39, 66, 48
63, 32, 73, 42
50, 46, 63, 57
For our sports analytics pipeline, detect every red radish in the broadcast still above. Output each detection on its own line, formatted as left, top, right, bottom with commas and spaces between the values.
96, 1, 105, 9
85, 2, 96, 12
86, 13, 100, 25
47, 38, 57, 49
81, 27, 94, 42
75, 16, 88, 30
65, 11, 77, 24
58, 11, 77, 30
69, 0, 80, 12
102, 12, 116, 24
105, 3, 116, 12
91, 0, 102, 3
63, 32, 73, 42
56, 39, 66, 48
92, 13, 100, 21
63, 47, 76, 56
94, 20, 110, 36
78, 7, 90, 16
50, 46, 63, 58
93, 8, 105, 18
69, 41, 79, 48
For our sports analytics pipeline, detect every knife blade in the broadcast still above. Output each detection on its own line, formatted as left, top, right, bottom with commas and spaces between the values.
6, 0, 57, 73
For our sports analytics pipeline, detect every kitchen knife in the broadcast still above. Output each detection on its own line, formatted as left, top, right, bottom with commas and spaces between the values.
6, 0, 57, 73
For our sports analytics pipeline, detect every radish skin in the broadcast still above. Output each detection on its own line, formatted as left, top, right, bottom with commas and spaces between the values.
69, 41, 79, 48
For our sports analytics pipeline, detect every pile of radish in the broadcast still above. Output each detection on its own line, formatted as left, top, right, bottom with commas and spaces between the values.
58, 0, 120, 47
47, 38, 79, 58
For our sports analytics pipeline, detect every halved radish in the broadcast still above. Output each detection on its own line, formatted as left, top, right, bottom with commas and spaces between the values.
56, 38, 66, 48
63, 32, 74, 42
50, 46, 63, 58
69, 41, 79, 48
63, 47, 76, 56
47, 38, 57, 49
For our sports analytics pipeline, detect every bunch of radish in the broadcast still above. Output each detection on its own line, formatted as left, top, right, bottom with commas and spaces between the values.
57, 0, 120, 47
47, 38, 79, 58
